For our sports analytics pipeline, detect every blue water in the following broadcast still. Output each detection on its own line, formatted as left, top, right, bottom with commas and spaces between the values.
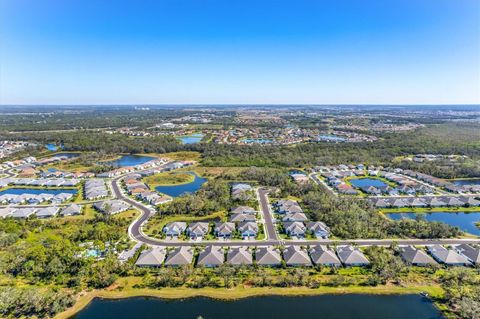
350, 178, 387, 188
52, 152, 80, 159
45, 143, 58, 151
318, 134, 347, 142
243, 138, 273, 144
387, 212, 480, 236
106, 155, 154, 167
453, 179, 480, 186
155, 173, 207, 197
177, 133, 204, 144
71, 295, 443, 319
0, 188, 78, 196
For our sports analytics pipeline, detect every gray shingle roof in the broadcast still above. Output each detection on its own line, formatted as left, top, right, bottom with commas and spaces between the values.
164, 246, 194, 266
309, 245, 341, 266
399, 246, 436, 265
197, 246, 224, 267
135, 247, 166, 267
226, 247, 253, 265
283, 246, 312, 266
255, 246, 282, 266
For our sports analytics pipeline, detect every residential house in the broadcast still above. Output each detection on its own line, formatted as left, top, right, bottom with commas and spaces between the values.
60, 204, 82, 216
283, 246, 312, 267
427, 245, 470, 266
164, 246, 194, 266
255, 246, 282, 267
226, 247, 253, 265
214, 222, 236, 238
237, 221, 259, 238
163, 222, 187, 237
229, 212, 256, 223
186, 222, 209, 239
309, 245, 341, 266
454, 244, 480, 265
399, 246, 437, 266
336, 246, 370, 266
283, 221, 306, 237
197, 246, 224, 267
11, 208, 36, 218
135, 248, 166, 267
282, 212, 308, 222
306, 221, 330, 239
36, 206, 60, 218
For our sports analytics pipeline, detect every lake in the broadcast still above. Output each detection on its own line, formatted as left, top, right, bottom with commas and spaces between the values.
387, 212, 480, 236
318, 134, 347, 142
70, 295, 443, 319
452, 179, 480, 186
155, 173, 206, 197
0, 188, 78, 196
350, 178, 387, 188
45, 143, 58, 151
52, 152, 80, 159
177, 133, 204, 144
106, 155, 154, 167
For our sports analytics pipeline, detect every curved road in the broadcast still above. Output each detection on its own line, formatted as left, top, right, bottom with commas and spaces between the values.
112, 174, 480, 248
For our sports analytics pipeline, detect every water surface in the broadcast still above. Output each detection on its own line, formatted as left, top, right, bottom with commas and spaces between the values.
452, 179, 480, 186
155, 173, 206, 197
177, 133, 204, 144
0, 188, 78, 196
318, 134, 347, 142
387, 212, 480, 236
106, 155, 154, 167
71, 295, 443, 319
350, 178, 387, 188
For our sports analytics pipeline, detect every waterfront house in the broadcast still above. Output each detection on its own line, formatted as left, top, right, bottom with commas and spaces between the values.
226, 247, 253, 265
399, 246, 437, 266
255, 246, 282, 266
197, 246, 224, 267
163, 222, 187, 238
0, 207, 15, 218
336, 246, 370, 267
454, 244, 480, 265
164, 246, 194, 266
309, 245, 341, 266
135, 247, 166, 267
306, 221, 330, 239
427, 245, 470, 266
283, 246, 312, 267
214, 222, 236, 238
186, 222, 209, 239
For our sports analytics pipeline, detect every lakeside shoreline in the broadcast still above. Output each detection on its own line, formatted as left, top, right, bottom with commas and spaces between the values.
55, 285, 444, 319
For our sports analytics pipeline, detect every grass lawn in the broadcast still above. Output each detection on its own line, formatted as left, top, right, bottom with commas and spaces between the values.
143, 172, 195, 188
160, 151, 201, 161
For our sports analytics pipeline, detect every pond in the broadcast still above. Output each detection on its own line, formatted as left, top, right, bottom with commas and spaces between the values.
0, 188, 78, 196
349, 178, 388, 188
45, 143, 59, 151
387, 212, 480, 236
155, 173, 206, 197
70, 295, 443, 319
52, 152, 80, 159
318, 134, 347, 142
452, 178, 480, 186
177, 133, 204, 144
106, 155, 155, 167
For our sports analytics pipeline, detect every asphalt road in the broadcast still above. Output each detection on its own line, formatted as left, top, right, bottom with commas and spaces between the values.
111, 171, 480, 248
257, 187, 279, 241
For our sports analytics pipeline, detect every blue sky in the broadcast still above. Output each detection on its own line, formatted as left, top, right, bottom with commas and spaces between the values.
0, 0, 479, 104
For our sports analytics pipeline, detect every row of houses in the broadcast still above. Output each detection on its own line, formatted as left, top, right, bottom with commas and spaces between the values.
400, 244, 480, 266
93, 200, 131, 215
96, 158, 172, 178
84, 179, 109, 200
39, 169, 95, 179
0, 192, 75, 205
371, 196, 480, 208
123, 174, 171, 206
402, 169, 480, 194
135, 245, 369, 268
273, 199, 330, 239
0, 203, 82, 218
0, 177, 81, 187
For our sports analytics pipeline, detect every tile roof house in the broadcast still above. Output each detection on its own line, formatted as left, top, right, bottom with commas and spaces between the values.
309, 245, 341, 266
454, 244, 480, 265
282, 212, 308, 222
163, 222, 187, 237
230, 205, 256, 215
135, 247, 166, 267
283, 246, 312, 267
427, 245, 470, 266
197, 246, 224, 267
186, 222, 210, 239
399, 246, 437, 266
336, 246, 370, 266
11, 208, 36, 218
36, 206, 60, 218
226, 247, 253, 265
214, 222, 236, 238
255, 246, 282, 267
60, 203, 82, 216
283, 221, 306, 237
306, 221, 330, 239
237, 221, 259, 238
229, 212, 256, 223
164, 246, 194, 266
